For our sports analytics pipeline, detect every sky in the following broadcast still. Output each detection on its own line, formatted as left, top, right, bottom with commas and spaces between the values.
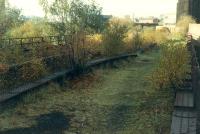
8, 0, 178, 17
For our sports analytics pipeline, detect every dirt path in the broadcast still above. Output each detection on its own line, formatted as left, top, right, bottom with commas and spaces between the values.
0, 50, 173, 134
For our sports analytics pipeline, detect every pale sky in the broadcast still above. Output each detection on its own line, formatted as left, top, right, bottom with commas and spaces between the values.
8, 0, 178, 17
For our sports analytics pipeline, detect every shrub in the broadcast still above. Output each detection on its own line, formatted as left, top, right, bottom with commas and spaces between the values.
135, 29, 170, 51
123, 31, 143, 52
85, 34, 103, 59
154, 31, 169, 45
141, 29, 156, 46
35, 44, 60, 57
0, 51, 6, 64
149, 40, 190, 90
6, 20, 57, 38
123, 27, 169, 53
134, 32, 143, 49
2, 45, 26, 64
123, 31, 135, 51
102, 17, 129, 56
20, 59, 47, 81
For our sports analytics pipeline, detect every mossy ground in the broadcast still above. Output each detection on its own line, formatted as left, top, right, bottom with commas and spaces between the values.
0, 50, 173, 134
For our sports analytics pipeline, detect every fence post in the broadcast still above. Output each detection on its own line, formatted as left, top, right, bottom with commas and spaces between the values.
41, 37, 44, 43
8, 38, 11, 45
31, 38, 33, 45
20, 38, 23, 46
49, 36, 52, 44
57, 36, 59, 45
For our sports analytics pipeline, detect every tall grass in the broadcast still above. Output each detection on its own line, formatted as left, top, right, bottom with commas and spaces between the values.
148, 16, 195, 90
6, 20, 57, 38
85, 34, 103, 59
0, 16, 171, 91
176, 15, 196, 36
19, 59, 47, 81
149, 40, 190, 90
102, 17, 129, 56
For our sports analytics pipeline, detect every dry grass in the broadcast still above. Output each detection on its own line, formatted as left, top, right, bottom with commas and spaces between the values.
149, 40, 191, 90
176, 15, 196, 36
0, 50, 173, 134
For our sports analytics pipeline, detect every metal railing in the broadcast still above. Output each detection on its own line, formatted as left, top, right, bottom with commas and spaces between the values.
0, 34, 86, 92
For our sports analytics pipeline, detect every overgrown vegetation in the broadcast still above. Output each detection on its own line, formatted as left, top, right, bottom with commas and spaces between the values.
0, 1, 194, 133
0, 6, 24, 37
176, 15, 196, 36
148, 15, 194, 91
102, 17, 129, 56
0, 50, 173, 134
6, 20, 57, 37
20, 59, 47, 81
1, 1, 170, 91
39, 0, 103, 35
149, 40, 190, 90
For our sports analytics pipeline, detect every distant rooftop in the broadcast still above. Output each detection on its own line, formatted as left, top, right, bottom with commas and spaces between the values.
134, 17, 159, 24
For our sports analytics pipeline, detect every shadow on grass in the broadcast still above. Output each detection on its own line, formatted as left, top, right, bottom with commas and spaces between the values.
107, 105, 135, 132
0, 112, 70, 134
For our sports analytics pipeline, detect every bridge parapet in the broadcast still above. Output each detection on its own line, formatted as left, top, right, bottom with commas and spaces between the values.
188, 24, 200, 40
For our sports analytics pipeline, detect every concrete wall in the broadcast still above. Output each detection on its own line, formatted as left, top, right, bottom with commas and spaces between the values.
177, 0, 190, 21
189, 24, 200, 39
156, 26, 176, 33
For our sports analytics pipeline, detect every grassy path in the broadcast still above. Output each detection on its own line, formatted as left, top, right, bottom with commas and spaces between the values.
0, 50, 173, 134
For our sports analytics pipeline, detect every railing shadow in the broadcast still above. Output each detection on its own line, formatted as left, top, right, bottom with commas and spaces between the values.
0, 112, 70, 134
